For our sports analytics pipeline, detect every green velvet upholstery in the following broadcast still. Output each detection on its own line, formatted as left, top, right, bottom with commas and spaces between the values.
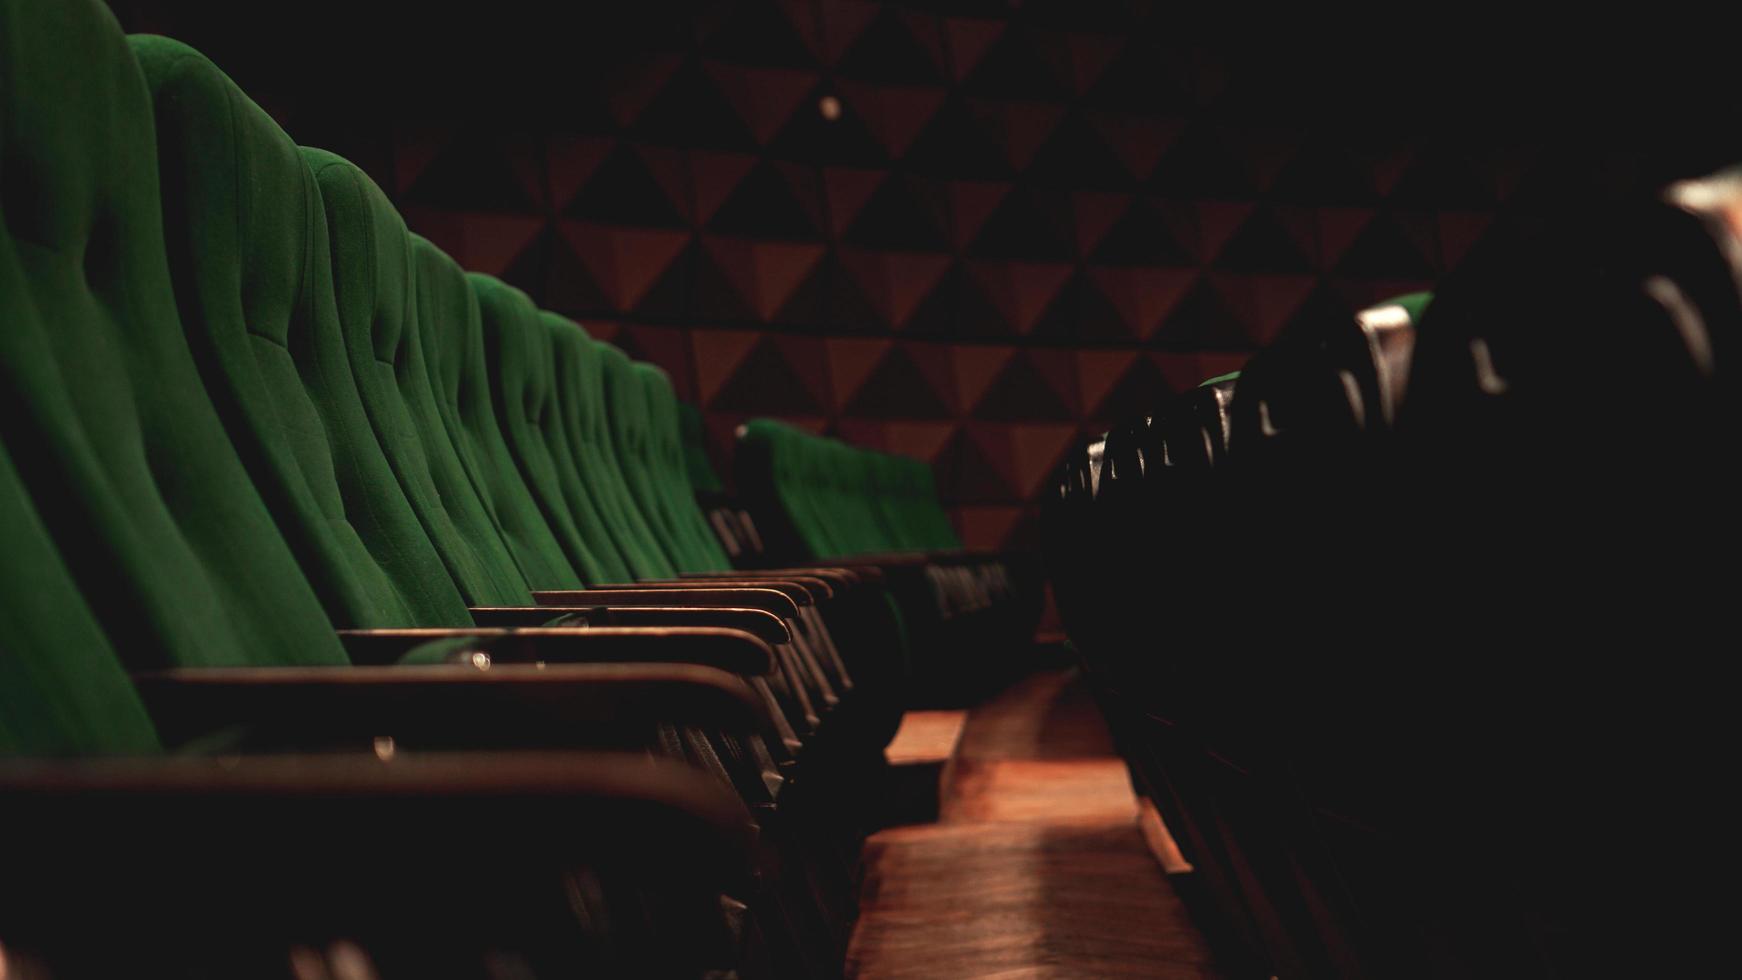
412, 240, 580, 598
374, 252, 585, 595
1389, 291, 1433, 324
594, 344, 733, 572
302, 148, 551, 605
471, 274, 633, 585
869, 453, 960, 552
134, 36, 471, 630
0, 419, 161, 755
599, 342, 699, 568
740, 421, 826, 558
636, 363, 733, 572
0, 0, 346, 675
736, 420, 962, 561
679, 403, 726, 495
546, 315, 678, 580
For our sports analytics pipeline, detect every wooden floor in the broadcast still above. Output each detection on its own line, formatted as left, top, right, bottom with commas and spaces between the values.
847, 670, 1222, 979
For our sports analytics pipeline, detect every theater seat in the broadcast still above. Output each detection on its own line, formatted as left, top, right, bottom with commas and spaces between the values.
732, 419, 1042, 703
1228, 294, 1429, 471
0, 750, 760, 976
0, 2, 782, 973
1047, 159, 1742, 977
5, 1, 787, 763
681, 401, 769, 560
0, 440, 161, 756
132, 38, 805, 733
547, 315, 680, 579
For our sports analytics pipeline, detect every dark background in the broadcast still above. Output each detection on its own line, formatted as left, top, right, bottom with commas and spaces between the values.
110, 0, 1742, 550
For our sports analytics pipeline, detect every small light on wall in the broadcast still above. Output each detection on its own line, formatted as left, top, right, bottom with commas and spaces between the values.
818, 95, 842, 121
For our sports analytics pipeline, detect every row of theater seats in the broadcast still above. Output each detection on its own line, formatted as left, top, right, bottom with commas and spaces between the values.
1046, 161, 1741, 974
0, 2, 1031, 975
726, 420, 1045, 702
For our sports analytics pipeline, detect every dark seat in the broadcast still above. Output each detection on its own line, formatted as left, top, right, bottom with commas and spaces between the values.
1049, 164, 1742, 978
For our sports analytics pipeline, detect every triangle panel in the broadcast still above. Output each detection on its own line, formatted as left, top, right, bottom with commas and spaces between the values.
1086, 266, 1198, 340
824, 336, 893, 411
703, 334, 832, 415
834, 5, 946, 83
831, 82, 945, 162
953, 505, 1024, 550
566, 141, 691, 227
702, 62, 819, 147
409, 210, 546, 281
971, 350, 1078, 422
840, 342, 957, 419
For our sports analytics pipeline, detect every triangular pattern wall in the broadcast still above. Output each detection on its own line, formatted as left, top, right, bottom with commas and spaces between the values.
383, 0, 1530, 551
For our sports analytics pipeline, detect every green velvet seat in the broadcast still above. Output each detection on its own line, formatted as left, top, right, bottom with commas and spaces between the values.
736, 421, 970, 562
134, 35, 473, 631
0, 0, 349, 677
596, 343, 725, 571
0, 440, 162, 756
680, 403, 726, 495
0, 10, 897, 970
136, 38, 802, 683
0, 0, 777, 752
411, 238, 583, 600
472, 275, 635, 585
875, 455, 962, 552
410, 239, 819, 709
2, 0, 795, 762
0, 1, 159, 757
636, 361, 737, 572
624, 366, 870, 700
238, 203, 812, 742
467, 306, 851, 722
523, 333, 872, 734
733, 420, 1032, 680
737, 421, 883, 560
677, 400, 770, 562
300, 149, 545, 609
547, 315, 681, 579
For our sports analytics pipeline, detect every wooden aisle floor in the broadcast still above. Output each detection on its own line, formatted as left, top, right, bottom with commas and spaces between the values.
846, 669, 1222, 979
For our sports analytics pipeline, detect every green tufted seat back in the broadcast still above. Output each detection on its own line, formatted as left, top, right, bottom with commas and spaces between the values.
0, 0, 346, 674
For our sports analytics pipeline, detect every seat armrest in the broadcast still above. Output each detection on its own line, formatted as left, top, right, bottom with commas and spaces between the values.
787, 564, 875, 584
132, 662, 768, 751
0, 750, 755, 963
0, 750, 753, 869
654, 574, 839, 598
640, 574, 833, 600
466, 606, 790, 645
594, 579, 817, 605
338, 625, 776, 674
532, 588, 801, 621
804, 553, 930, 569
679, 567, 864, 589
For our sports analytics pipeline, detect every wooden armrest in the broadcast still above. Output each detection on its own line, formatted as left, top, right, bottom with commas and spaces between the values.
464, 606, 790, 645
592, 579, 818, 605
0, 749, 752, 867
675, 567, 860, 591
337, 626, 775, 674
0, 750, 755, 966
531, 588, 801, 621
806, 564, 881, 585
809, 552, 930, 569
638, 575, 832, 601
132, 662, 767, 751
